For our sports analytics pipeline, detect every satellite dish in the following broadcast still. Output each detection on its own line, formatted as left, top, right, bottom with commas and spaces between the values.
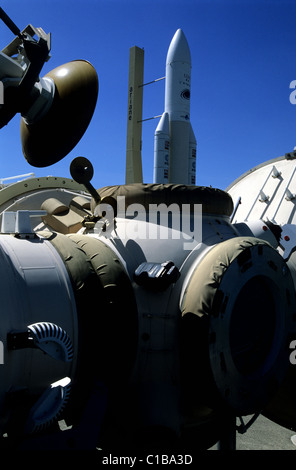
0, 8, 99, 168
70, 156, 100, 202
20, 60, 99, 167
70, 156, 94, 185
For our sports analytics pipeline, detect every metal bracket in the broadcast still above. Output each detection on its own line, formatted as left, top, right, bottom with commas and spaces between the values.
7, 331, 36, 350
134, 260, 180, 291
278, 224, 296, 260
1, 210, 46, 237
236, 412, 261, 434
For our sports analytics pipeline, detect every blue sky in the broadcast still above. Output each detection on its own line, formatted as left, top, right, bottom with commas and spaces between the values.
1, 0, 296, 190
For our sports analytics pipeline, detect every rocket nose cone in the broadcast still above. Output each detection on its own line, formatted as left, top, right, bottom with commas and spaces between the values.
166, 28, 191, 65
155, 111, 170, 134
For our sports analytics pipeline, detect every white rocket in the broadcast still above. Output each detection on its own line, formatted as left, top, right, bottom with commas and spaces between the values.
153, 29, 197, 185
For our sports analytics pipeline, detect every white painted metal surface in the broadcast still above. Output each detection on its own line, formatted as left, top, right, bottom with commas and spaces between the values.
227, 155, 296, 226
0, 234, 78, 433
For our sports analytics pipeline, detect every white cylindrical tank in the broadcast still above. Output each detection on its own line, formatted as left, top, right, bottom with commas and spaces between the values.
0, 235, 78, 433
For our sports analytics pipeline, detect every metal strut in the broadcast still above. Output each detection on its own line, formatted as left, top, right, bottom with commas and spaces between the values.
218, 414, 237, 450
217, 412, 261, 450
236, 412, 261, 434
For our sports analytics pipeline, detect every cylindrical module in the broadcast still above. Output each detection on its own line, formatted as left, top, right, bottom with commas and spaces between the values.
0, 235, 78, 434
153, 112, 170, 183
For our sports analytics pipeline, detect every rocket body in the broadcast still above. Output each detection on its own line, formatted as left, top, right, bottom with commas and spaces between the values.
153, 112, 170, 183
153, 29, 196, 184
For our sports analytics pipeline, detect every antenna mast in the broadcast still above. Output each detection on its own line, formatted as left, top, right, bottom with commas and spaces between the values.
125, 46, 144, 184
